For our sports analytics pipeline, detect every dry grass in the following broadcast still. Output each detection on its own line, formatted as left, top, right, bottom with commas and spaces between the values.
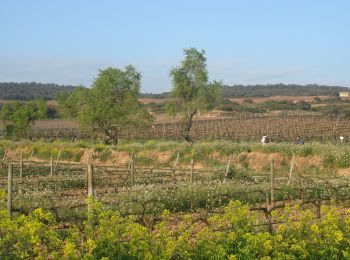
229, 95, 331, 104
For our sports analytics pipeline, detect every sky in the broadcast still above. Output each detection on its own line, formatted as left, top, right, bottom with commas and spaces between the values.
0, 0, 349, 93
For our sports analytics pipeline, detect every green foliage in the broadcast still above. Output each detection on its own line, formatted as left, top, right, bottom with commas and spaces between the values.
0, 82, 75, 100
60, 66, 154, 145
226, 166, 254, 182
302, 165, 321, 175
322, 150, 350, 168
56, 85, 88, 118
313, 104, 350, 117
3, 196, 350, 259
167, 47, 222, 141
218, 99, 315, 113
0, 207, 63, 259
296, 145, 314, 157
219, 103, 266, 113
98, 149, 112, 162
222, 83, 345, 98
238, 153, 249, 168
249, 99, 313, 112
0, 99, 47, 138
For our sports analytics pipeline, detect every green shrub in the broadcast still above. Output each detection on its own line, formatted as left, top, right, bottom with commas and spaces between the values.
60, 150, 74, 161
322, 153, 335, 167
335, 152, 350, 168
72, 150, 84, 162
296, 146, 314, 157
303, 165, 321, 175
98, 149, 112, 162
238, 153, 249, 168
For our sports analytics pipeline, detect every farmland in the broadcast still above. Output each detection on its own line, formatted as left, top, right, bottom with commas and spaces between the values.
3, 113, 349, 142
2, 31, 350, 260
2, 140, 350, 258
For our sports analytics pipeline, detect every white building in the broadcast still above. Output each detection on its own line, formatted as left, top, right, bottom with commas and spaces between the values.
339, 92, 349, 97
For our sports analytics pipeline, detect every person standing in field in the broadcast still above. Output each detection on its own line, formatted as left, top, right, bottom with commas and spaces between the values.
261, 135, 269, 144
295, 136, 304, 145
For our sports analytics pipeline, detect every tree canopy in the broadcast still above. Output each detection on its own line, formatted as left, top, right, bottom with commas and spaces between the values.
60, 66, 153, 145
56, 86, 89, 118
0, 99, 47, 137
167, 47, 222, 142
0, 82, 75, 100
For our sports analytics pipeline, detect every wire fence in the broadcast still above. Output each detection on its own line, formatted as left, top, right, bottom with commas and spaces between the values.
1, 155, 350, 234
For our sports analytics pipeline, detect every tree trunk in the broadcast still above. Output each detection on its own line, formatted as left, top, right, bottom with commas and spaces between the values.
182, 108, 197, 143
112, 133, 118, 145
104, 128, 119, 145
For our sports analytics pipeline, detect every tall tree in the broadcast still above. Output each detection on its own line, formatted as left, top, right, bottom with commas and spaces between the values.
167, 47, 222, 142
1, 99, 47, 137
65, 66, 153, 145
56, 86, 88, 118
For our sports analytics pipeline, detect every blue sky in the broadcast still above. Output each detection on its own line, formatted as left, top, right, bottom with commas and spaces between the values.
0, 1, 349, 92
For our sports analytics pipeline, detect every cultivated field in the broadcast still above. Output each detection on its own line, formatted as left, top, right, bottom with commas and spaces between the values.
2, 140, 350, 258
4, 114, 349, 142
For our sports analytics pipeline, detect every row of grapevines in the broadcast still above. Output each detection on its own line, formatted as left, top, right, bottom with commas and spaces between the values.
1, 190, 350, 259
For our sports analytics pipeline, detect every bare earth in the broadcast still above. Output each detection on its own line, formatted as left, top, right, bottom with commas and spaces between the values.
229, 95, 331, 104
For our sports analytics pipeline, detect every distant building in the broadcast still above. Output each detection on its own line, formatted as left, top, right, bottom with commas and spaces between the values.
339, 92, 349, 97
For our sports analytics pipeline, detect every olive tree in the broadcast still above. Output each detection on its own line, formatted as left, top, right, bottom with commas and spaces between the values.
56, 85, 88, 118
167, 47, 222, 142
64, 66, 153, 145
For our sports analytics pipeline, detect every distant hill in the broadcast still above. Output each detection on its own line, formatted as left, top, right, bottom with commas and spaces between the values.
1, 82, 348, 101
222, 84, 349, 98
0, 82, 76, 100
138, 84, 349, 99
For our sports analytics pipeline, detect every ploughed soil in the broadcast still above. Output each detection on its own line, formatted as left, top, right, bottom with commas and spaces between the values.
229, 96, 331, 104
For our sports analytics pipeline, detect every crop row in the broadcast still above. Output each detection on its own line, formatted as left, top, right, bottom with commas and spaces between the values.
2, 161, 350, 221
17, 114, 350, 141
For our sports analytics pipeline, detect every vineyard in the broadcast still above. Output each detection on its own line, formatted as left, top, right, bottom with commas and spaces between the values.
2, 158, 349, 219
2, 140, 350, 258
1, 114, 349, 142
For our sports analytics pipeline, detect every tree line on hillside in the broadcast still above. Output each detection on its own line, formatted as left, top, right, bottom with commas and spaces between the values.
0, 82, 75, 100
1, 82, 347, 102
221, 84, 348, 98
141, 84, 348, 99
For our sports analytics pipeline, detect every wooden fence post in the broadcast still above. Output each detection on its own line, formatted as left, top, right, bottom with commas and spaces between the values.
87, 163, 95, 227
19, 154, 23, 194
225, 154, 233, 180
131, 156, 135, 186
172, 151, 180, 181
190, 159, 194, 183
50, 156, 54, 176
88, 151, 93, 165
2, 149, 7, 160
266, 190, 270, 204
54, 150, 62, 172
19, 153, 23, 179
27, 150, 34, 169
87, 163, 94, 197
175, 151, 179, 166
7, 164, 13, 217
270, 160, 275, 203
287, 154, 295, 185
